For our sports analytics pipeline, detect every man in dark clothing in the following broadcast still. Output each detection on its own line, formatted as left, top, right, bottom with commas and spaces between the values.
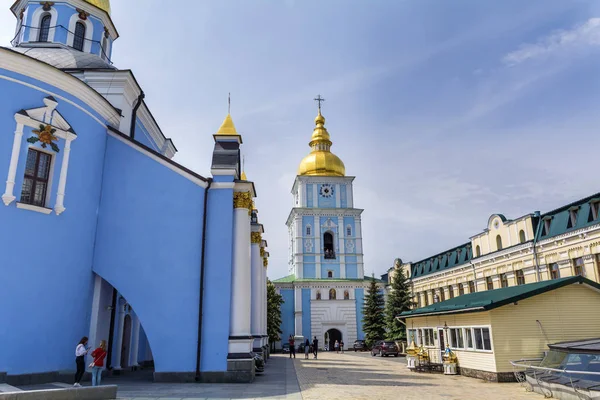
289, 335, 296, 359
312, 336, 319, 359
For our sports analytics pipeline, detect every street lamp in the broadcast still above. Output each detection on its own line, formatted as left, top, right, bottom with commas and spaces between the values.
443, 322, 449, 348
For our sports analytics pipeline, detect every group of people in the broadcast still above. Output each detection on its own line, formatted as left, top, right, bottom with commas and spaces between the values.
333, 339, 345, 353
74, 337, 107, 387
288, 335, 320, 360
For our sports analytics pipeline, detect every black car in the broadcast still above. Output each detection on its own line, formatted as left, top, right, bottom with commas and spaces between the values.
353, 340, 369, 352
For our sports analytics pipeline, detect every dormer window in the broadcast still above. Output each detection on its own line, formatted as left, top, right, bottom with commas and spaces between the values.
542, 217, 552, 236
39, 14, 51, 42
475, 245, 481, 257
519, 230, 526, 243
496, 235, 503, 251
589, 201, 600, 222
567, 207, 579, 229
73, 22, 86, 51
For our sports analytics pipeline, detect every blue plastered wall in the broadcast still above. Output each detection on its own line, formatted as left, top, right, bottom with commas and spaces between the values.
302, 289, 311, 339
280, 289, 295, 347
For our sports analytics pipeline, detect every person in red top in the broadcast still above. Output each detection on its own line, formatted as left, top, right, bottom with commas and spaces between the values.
90, 340, 107, 386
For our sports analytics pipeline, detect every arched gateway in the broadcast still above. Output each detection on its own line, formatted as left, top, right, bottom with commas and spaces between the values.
326, 328, 342, 351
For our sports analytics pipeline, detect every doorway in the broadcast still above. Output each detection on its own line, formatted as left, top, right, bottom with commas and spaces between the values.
438, 328, 445, 362
323, 232, 335, 259
121, 314, 132, 368
326, 328, 342, 351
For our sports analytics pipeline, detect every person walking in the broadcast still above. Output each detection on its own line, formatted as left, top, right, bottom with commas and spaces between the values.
340, 340, 345, 354
334, 340, 340, 353
74, 337, 90, 387
312, 336, 319, 359
288, 335, 296, 359
89, 340, 107, 386
304, 338, 310, 359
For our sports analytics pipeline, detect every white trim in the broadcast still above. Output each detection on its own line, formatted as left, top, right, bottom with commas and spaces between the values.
16, 202, 53, 214
67, 13, 94, 53
107, 130, 209, 188
28, 6, 58, 43
0, 53, 120, 127
54, 137, 73, 215
2, 123, 24, 206
211, 168, 238, 176
210, 182, 235, 189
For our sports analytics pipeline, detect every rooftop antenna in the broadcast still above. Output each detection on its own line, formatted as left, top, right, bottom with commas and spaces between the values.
228, 92, 231, 114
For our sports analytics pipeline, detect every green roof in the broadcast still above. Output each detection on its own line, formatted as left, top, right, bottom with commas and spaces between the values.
272, 274, 384, 284
399, 276, 599, 318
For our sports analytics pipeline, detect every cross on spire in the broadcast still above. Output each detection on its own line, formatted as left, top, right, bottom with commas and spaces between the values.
314, 94, 325, 113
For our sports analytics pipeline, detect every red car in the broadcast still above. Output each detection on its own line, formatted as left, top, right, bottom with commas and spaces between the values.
371, 340, 399, 357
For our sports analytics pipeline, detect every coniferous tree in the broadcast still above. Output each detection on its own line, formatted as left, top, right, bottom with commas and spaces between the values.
362, 274, 386, 347
385, 264, 415, 341
267, 279, 284, 351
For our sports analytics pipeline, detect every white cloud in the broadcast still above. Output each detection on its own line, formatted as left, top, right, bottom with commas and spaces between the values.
503, 18, 600, 66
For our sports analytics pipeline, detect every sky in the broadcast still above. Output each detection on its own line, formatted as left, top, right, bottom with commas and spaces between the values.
2, 0, 600, 280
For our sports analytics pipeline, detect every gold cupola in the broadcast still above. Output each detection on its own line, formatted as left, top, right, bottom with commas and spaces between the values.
85, 0, 111, 14
297, 110, 346, 177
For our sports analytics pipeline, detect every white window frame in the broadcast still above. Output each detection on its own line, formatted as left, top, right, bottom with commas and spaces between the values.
472, 326, 493, 352
28, 6, 58, 43
67, 13, 94, 53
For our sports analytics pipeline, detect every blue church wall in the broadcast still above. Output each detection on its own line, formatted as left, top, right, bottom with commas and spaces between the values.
200, 186, 234, 372
321, 263, 340, 278
306, 184, 313, 207
134, 118, 160, 152
340, 184, 347, 208
0, 78, 110, 375
280, 289, 295, 346
92, 135, 205, 374
303, 255, 316, 278
317, 184, 335, 208
302, 216, 313, 237
301, 289, 311, 339
345, 256, 358, 279
355, 289, 365, 340
343, 217, 355, 238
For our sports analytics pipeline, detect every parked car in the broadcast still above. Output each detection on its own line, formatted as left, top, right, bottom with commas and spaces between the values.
371, 340, 399, 357
353, 340, 369, 352
282, 343, 290, 353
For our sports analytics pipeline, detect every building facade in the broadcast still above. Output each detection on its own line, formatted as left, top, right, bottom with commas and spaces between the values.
1, 0, 268, 384
392, 192, 600, 308
273, 106, 384, 350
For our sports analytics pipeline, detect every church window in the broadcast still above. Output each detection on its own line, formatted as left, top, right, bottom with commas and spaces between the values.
329, 288, 336, 300
344, 290, 349, 300
39, 15, 51, 42
20, 148, 52, 207
316, 291, 321, 300
475, 245, 481, 257
327, 270, 333, 278
73, 22, 86, 51
306, 225, 311, 236
496, 235, 503, 251
323, 231, 335, 259
346, 225, 352, 236
519, 230, 526, 243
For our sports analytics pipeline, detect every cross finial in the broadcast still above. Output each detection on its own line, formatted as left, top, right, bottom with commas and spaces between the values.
228, 92, 231, 114
314, 94, 325, 113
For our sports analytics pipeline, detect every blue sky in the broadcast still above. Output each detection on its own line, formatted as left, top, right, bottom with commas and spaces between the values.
2, 0, 599, 280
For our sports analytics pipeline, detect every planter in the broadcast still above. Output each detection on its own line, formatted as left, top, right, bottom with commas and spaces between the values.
443, 362, 457, 375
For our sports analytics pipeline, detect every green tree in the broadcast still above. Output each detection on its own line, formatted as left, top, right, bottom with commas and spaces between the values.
267, 279, 283, 351
385, 264, 415, 341
362, 274, 386, 347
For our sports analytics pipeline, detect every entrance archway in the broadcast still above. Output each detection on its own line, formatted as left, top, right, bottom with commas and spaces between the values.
325, 328, 342, 351
121, 314, 132, 368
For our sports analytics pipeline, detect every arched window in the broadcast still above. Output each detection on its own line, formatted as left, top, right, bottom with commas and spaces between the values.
323, 231, 335, 259
38, 14, 51, 42
73, 21, 86, 51
316, 291, 321, 300
306, 225, 311, 236
344, 290, 349, 300
475, 245, 481, 257
519, 230, 526, 243
496, 235, 503, 250
329, 288, 336, 300
327, 270, 333, 278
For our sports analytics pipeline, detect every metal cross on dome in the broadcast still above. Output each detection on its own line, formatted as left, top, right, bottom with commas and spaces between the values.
314, 95, 325, 112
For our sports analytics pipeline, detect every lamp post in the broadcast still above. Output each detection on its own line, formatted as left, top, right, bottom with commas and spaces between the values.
442, 321, 457, 375
443, 322, 449, 348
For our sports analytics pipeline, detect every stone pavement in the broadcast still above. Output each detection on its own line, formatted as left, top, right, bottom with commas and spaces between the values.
113, 354, 300, 399
293, 351, 542, 400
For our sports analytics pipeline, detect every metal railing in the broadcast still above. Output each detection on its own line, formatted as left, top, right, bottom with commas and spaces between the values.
11, 23, 113, 64
510, 358, 600, 400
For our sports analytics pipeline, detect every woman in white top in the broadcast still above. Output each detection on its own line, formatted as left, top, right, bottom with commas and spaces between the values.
74, 337, 90, 387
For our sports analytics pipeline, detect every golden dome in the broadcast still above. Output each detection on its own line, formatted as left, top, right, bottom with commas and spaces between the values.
297, 111, 346, 177
85, 0, 111, 14
215, 114, 239, 135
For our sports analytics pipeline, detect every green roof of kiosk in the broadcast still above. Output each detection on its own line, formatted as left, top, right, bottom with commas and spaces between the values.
399, 276, 600, 318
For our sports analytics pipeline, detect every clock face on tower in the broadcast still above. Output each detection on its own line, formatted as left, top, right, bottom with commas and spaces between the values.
320, 184, 334, 198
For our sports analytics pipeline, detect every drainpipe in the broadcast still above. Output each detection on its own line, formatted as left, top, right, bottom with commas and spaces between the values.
130, 92, 145, 140
532, 211, 542, 282
195, 178, 213, 381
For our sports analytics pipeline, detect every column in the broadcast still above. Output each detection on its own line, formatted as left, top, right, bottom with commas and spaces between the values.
54, 136, 74, 215
228, 191, 253, 358
2, 123, 24, 206
262, 254, 268, 350
250, 228, 263, 352
294, 286, 303, 337
130, 314, 141, 367
87, 275, 103, 361
113, 303, 126, 369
